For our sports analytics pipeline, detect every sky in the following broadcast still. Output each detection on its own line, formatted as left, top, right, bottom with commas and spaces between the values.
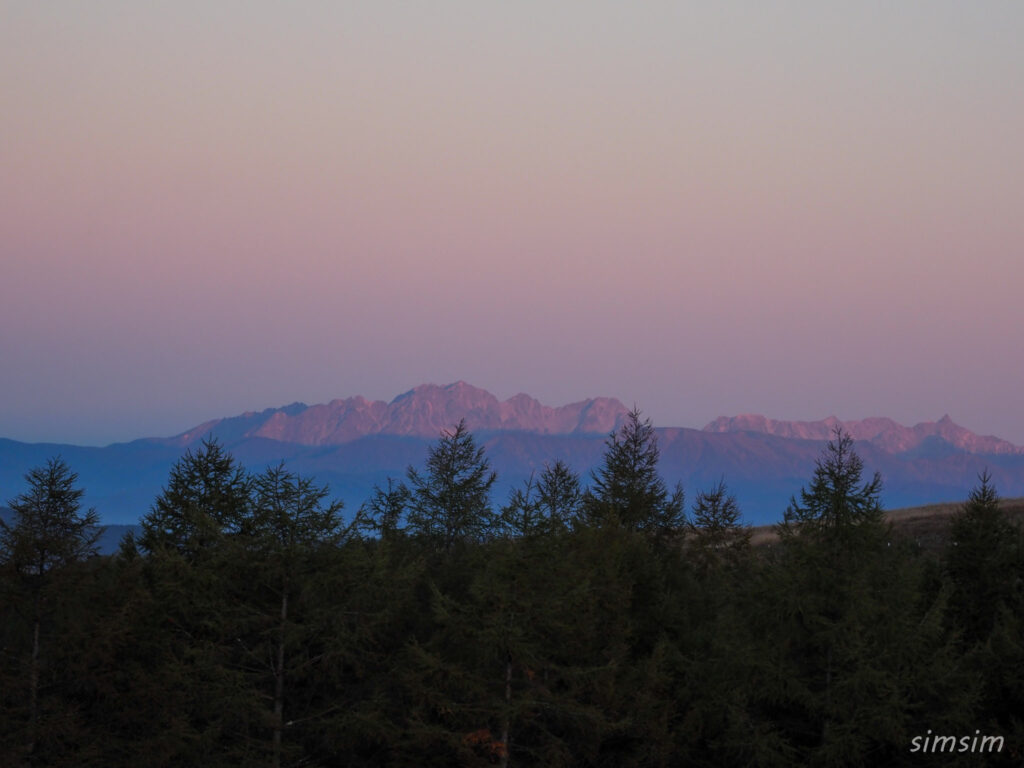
2, 2, 1023, 447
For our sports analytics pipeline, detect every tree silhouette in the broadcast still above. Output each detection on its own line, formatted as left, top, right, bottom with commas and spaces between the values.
781, 428, 885, 549
536, 460, 584, 531
405, 420, 498, 551
585, 407, 685, 535
945, 470, 1021, 644
500, 461, 582, 538
242, 464, 352, 768
688, 478, 750, 570
139, 438, 250, 558
1, 457, 100, 759
360, 477, 410, 539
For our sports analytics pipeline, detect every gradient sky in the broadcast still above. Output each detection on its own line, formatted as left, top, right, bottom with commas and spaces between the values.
2, 2, 1023, 447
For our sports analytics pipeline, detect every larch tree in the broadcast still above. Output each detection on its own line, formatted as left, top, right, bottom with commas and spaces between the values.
240, 463, 353, 768
770, 429, 928, 763
536, 460, 584, 531
139, 437, 251, 559
360, 477, 410, 540
0, 457, 100, 760
405, 420, 498, 552
688, 478, 750, 571
944, 466, 1024, 749
779, 427, 887, 558
135, 439, 254, 762
584, 407, 685, 536
945, 469, 1021, 645
501, 460, 583, 539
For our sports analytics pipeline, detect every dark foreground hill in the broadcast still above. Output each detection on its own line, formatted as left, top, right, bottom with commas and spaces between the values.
749, 497, 1024, 551
3, 382, 1024, 525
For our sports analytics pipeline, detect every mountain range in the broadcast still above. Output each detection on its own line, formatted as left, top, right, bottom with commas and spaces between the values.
703, 413, 1023, 456
167, 382, 628, 447
3, 382, 1023, 527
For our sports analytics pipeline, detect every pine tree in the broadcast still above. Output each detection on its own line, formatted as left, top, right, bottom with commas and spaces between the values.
943, 470, 1024, 753
585, 407, 685, 536
133, 441, 257, 763
386, 529, 611, 766
0, 457, 100, 761
688, 478, 750, 571
500, 474, 544, 539
500, 461, 581, 538
139, 438, 251, 558
765, 430, 956, 764
405, 420, 498, 552
536, 460, 584, 531
360, 477, 410, 539
945, 470, 1020, 645
239, 464, 353, 768
1, 458, 101, 577
780, 428, 886, 552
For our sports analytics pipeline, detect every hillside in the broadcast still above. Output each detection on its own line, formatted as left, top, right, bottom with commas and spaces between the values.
3, 383, 1024, 526
749, 497, 1024, 550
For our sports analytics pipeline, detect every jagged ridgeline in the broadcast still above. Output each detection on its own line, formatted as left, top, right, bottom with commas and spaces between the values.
2, 383, 1024, 526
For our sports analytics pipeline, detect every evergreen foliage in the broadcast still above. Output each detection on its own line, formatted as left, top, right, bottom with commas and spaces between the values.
0, 457, 100, 764
585, 407, 685, 536
404, 419, 498, 551
944, 471, 1024, 752
2, 427, 1021, 766
688, 479, 750, 571
782, 428, 885, 534
139, 437, 251, 558
536, 460, 584, 530
1, 457, 101, 579
500, 461, 581, 538
945, 470, 1021, 644
360, 477, 410, 539
239, 464, 354, 767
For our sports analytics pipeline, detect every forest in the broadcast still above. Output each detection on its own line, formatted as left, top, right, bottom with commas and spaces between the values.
1, 410, 1021, 767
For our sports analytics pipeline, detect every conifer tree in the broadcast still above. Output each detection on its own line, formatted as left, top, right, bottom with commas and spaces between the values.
500, 461, 581, 538
0, 457, 100, 761
765, 430, 962, 763
139, 438, 251, 558
688, 478, 750, 571
536, 459, 584, 530
360, 477, 410, 539
943, 470, 1024, 753
500, 474, 544, 539
780, 428, 886, 553
405, 420, 498, 551
945, 470, 1021, 645
133, 440, 256, 762
585, 407, 685, 535
239, 464, 353, 768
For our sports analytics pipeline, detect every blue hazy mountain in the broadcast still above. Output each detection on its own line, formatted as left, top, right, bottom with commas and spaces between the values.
2, 383, 1023, 527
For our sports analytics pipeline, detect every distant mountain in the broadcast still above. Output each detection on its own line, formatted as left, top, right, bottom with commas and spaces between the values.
703, 414, 1024, 455
3, 383, 1024, 527
167, 382, 629, 447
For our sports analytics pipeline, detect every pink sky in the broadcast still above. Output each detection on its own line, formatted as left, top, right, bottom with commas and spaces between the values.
2, 2, 1023, 446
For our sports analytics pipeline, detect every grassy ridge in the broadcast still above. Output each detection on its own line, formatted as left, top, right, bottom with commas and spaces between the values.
749, 497, 1024, 549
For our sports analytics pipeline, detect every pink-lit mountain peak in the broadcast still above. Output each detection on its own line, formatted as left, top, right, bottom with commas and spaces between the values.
174, 385, 1022, 456
178, 382, 630, 446
703, 414, 1024, 455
